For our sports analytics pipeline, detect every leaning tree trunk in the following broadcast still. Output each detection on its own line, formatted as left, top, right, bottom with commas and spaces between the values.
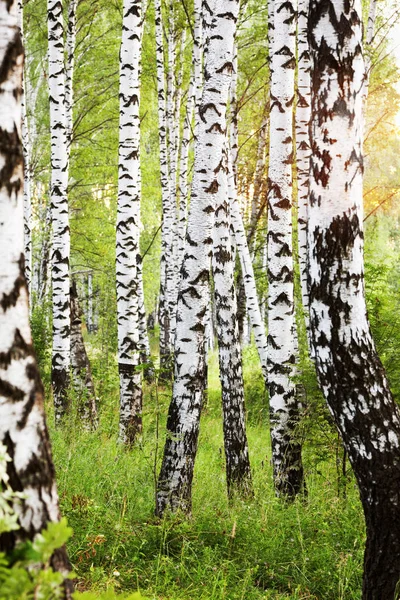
156, 0, 240, 517
0, 3, 72, 594
116, 0, 144, 444
70, 281, 98, 429
229, 164, 268, 382
309, 1, 400, 597
267, 0, 305, 498
213, 155, 252, 497
48, 0, 71, 422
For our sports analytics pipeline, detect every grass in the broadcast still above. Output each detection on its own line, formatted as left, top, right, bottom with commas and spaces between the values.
47, 345, 365, 600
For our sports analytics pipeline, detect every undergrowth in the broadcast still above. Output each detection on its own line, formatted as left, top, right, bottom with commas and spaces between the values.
47, 347, 364, 600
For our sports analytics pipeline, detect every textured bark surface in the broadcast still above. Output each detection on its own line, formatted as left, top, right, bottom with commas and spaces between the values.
229, 164, 268, 382
296, 0, 312, 352
65, 0, 77, 158
213, 155, 252, 497
0, 3, 72, 593
155, 0, 174, 378
156, 0, 239, 517
70, 281, 98, 429
116, 0, 143, 444
267, 0, 304, 497
48, 0, 71, 422
309, 1, 400, 597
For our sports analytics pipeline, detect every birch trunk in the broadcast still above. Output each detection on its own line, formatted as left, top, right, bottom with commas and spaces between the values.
48, 0, 71, 422
267, 0, 305, 497
213, 158, 252, 497
155, 0, 174, 377
296, 0, 312, 352
18, 1, 32, 295
65, 0, 77, 158
37, 199, 52, 302
156, 0, 239, 516
137, 256, 154, 382
309, 1, 400, 596
70, 281, 98, 429
229, 168, 268, 381
116, 0, 144, 444
0, 3, 72, 591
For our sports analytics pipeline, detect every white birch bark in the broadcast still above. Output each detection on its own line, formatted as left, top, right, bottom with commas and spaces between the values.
308, 0, 400, 595
137, 256, 154, 381
229, 165, 268, 381
177, 71, 195, 270
213, 154, 252, 496
296, 0, 312, 351
156, 0, 239, 516
48, 0, 71, 422
193, 0, 203, 138
116, 0, 144, 444
65, 0, 77, 158
155, 0, 174, 375
229, 45, 238, 181
267, 0, 304, 497
17, 1, 32, 296
38, 198, 52, 302
364, 0, 376, 99
0, 3, 72, 589
70, 280, 98, 429
87, 271, 93, 332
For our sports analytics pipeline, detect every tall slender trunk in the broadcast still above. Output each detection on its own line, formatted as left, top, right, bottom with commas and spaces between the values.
193, 0, 202, 138
309, 1, 400, 596
0, 4, 72, 593
156, 0, 239, 516
213, 152, 252, 497
249, 115, 268, 253
137, 256, 154, 382
229, 43, 238, 182
267, 0, 304, 497
37, 198, 52, 303
296, 0, 312, 353
229, 166, 268, 381
48, 0, 71, 422
65, 0, 77, 158
18, 1, 32, 296
116, 0, 144, 444
70, 280, 98, 429
155, 0, 174, 377
364, 0, 376, 100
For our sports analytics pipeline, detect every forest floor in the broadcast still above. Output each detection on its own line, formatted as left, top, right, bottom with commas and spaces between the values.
48, 344, 365, 600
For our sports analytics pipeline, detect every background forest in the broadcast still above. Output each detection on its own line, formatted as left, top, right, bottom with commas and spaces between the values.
6, 0, 400, 597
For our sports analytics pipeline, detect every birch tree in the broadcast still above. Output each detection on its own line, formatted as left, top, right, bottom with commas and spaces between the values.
213, 153, 252, 497
309, 0, 400, 596
0, 2, 71, 591
156, 0, 240, 516
70, 281, 98, 429
155, 0, 174, 376
267, 0, 305, 497
47, 0, 71, 422
116, 0, 144, 443
296, 0, 312, 350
